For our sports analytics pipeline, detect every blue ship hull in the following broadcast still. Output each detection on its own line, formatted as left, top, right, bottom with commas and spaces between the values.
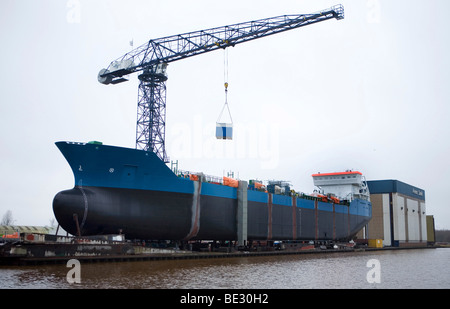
53, 141, 372, 241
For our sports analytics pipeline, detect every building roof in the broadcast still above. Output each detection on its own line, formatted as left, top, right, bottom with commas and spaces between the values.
367, 180, 425, 201
0, 225, 53, 235
312, 171, 362, 177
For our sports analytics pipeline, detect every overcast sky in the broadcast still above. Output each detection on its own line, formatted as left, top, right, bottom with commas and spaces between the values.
1, 0, 449, 230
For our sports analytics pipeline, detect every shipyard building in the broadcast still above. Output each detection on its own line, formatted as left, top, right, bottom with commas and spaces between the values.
364, 180, 428, 247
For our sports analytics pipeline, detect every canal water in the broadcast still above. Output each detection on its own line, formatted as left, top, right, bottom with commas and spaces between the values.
1, 248, 449, 289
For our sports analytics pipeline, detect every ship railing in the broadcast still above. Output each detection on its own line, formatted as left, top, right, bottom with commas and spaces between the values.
297, 193, 350, 206
345, 192, 370, 202
176, 169, 224, 185
204, 174, 224, 185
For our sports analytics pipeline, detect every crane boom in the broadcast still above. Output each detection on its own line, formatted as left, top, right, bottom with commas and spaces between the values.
98, 5, 344, 162
99, 5, 343, 84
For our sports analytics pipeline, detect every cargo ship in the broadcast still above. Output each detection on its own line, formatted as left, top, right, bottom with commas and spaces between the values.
53, 141, 371, 242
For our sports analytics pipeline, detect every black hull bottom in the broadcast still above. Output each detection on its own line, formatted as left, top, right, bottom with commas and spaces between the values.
53, 186, 369, 241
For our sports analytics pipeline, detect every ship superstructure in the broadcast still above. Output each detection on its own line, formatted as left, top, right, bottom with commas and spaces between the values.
312, 171, 370, 203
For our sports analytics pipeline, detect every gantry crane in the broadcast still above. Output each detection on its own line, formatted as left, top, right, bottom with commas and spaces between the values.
98, 5, 344, 163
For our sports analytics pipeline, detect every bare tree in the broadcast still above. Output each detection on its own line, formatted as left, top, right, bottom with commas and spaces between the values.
1, 210, 15, 225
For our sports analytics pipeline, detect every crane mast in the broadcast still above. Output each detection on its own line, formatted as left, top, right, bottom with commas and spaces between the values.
98, 5, 344, 163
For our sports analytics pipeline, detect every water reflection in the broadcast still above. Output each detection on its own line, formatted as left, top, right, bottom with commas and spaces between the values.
1, 248, 449, 289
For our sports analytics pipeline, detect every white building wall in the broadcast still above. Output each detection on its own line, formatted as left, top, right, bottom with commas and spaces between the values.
394, 194, 406, 241
407, 199, 419, 241
382, 194, 391, 246
420, 201, 427, 242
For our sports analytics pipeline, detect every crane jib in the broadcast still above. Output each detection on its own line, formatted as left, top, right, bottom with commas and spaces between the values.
98, 4, 344, 83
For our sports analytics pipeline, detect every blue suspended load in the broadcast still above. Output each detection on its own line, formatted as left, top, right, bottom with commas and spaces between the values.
216, 82, 233, 140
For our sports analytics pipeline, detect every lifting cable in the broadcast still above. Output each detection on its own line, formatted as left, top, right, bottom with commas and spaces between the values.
217, 48, 233, 124
216, 48, 233, 139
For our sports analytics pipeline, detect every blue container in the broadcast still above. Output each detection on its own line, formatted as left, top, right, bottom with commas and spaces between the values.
216, 123, 233, 140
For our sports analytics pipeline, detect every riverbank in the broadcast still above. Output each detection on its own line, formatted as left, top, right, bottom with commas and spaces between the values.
1, 238, 441, 266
